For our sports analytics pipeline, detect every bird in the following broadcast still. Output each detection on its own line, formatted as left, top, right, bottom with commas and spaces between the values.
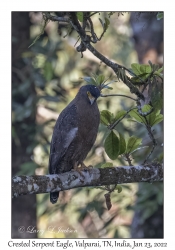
49, 84, 101, 204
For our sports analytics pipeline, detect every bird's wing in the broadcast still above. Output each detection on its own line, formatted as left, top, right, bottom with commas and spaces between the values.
49, 104, 78, 174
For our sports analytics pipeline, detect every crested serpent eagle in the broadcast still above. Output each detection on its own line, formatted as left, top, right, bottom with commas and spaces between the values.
49, 85, 100, 204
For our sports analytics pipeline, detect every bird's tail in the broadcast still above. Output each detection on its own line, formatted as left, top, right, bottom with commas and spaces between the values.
50, 192, 59, 204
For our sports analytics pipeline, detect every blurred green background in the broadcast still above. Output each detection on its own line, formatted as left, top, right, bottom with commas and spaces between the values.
12, 12, 163, 238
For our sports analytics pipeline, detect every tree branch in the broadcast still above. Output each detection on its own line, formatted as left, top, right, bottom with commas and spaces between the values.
43, 13, 70, 23
101, 93, 138, 101
143, 125, 157, 164
12, 163, 163, 198
108, 107, 136, 130
68, 12, 145, 100
43, 12, 145, 100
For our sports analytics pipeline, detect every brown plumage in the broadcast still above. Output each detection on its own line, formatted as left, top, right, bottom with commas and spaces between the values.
49, 85, 100, 203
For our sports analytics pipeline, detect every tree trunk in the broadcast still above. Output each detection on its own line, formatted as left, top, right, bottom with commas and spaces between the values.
12, 12, 37, 238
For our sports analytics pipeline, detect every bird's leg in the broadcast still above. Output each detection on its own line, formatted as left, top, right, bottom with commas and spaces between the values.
80, 162, 93, 170
80, 162, 88, 170
71, 161, 85, 177
72, 161, 92, 177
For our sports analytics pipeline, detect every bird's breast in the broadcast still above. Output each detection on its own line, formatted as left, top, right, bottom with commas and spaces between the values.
76, 103, 100, 141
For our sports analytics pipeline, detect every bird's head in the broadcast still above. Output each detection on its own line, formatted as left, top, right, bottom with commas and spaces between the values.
79, 85, 101, 105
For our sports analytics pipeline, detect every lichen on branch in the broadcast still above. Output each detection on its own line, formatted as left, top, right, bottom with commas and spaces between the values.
12, 163, 163, 198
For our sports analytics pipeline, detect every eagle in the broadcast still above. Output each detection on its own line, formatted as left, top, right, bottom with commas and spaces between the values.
49, 85, 100, 203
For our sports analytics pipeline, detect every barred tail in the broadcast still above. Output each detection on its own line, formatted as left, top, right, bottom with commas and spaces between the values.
50, 192, 59, 204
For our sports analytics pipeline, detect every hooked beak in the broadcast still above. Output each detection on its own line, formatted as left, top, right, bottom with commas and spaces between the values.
87, 91, 96, 105
89, 96, 96, 105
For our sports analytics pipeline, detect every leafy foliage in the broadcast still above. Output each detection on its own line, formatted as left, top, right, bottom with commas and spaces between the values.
130, 63, 151, 83
99, 17, 110, 35
119, 133, 126, 155
129, 105, 163, 127
76, 12, 84, 22
100, 110, 113, 125
114, 110, 127, 123
150, 81, 163, 111
116, 185, 122, 193
103, 131, 143, 160
147, 110, 163, 127
83, 74, 116, 90
104, 130, 120, 160
100, 110, 126, 126
130, 62, 163, 85
125, 136, 142, 155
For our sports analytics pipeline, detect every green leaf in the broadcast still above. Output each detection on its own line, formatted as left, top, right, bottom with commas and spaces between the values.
148, 60, 153, 68
105, 86, 113, 90
91, 73, 98, 79
131, 63, 152, 84
154, 72, 163, 78
131, 63, 142, 75
129, 105, 153, 124
150, 84, 163, 111
130, 107, 163, 127
126, 136, 142, 154
105, 17, 110, 26
83, 77, 97, 85
157, 152, 163, 163
147, 109, 159, 126
96, 74, 105, 84
76, 12, 84, 22
140, 64, 152, 73
100, 110, 113, 125
104, 131, 120, 160
104, 17, 110, 31
99, 18, 104, 29
129, 109, 146, 124
99, 17, 110, 33
114, 110, 127, 122
157, 12, 163, 20
151, 92, 163, 111
127, 118, 137, 123
101, 79, 116, 89
152, 64, 159, 72
131, 63, 152, 76
43, 61, 53, 81
119, 133, 126, 155
142, 104, 152, 113
116, 185, 122, 193
101, 162, 113, 168
131, 73, 149, 84
102, 80, 116, 87
151, 114, 163, 127
157, 67, 163, 73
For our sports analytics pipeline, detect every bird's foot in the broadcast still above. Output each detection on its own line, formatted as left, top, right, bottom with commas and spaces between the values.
79, 162, 93, 171
72, 162, 92, 177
